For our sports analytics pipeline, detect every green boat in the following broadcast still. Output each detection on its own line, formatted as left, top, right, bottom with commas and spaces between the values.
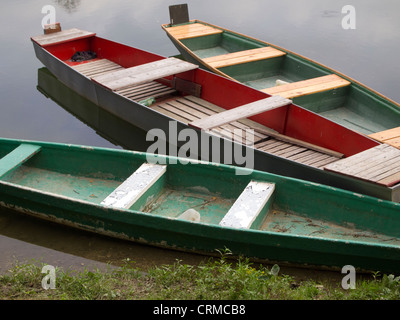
162, 4, 400, 142
1, 137, 400, 273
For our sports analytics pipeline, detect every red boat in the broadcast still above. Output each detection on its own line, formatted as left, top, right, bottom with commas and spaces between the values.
31, 25, 400, 201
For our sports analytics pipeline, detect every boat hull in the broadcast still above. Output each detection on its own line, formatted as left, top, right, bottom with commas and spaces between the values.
1, 138, 400, 273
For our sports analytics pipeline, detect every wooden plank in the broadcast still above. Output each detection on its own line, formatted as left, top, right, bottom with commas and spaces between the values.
323, 144, 391, 174
189, 96, 291, 131
262, 74, 350, 99
101, 163, 166, 209
369, 126, 400, 142
167, 23, 223, 40
219, 181, 275, 229
378, 172, 400, 187
92, 58, 198, 91
0, 144, 41, 178
32, 28, 95, 47
203, 47, 286, 68
369, 126, 400, 149
324, 144, 400, 186
253, 126, 344, 159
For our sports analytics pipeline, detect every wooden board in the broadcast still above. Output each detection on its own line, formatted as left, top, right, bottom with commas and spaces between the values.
71, 59, 124, 78
189, 96, 291, 130
219, 181, 275, 229
324, 144, 400, 186
0, 144, 41, 178
92, 58, 198, 91
166, 23, 223, 40
262, 74, 351, 98
369, 126, 400, 149
203, 47, 286, 68
31, 28, 95, 47
101, 163, 166, 209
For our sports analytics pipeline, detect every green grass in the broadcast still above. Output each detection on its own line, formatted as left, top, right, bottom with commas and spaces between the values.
1, 252, 400, 300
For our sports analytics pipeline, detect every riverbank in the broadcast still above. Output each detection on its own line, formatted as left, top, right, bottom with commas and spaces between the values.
1, 253, 399, 300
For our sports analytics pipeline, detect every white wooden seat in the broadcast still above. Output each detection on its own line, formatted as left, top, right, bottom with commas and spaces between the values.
101, 163, 166, 209
219, 181, 275, 229
92, 57, 198, 91
0, 144, 41, 178
189, 96, 292, 131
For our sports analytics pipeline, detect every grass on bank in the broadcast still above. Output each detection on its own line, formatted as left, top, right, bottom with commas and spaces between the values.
1, 252, 400, 300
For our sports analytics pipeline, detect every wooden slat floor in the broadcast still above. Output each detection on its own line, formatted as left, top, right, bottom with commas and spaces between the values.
71, 59, 124, 78
150, 96, 340, 168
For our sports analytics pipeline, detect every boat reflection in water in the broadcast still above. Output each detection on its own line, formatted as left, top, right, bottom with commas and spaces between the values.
37, 67, 152, 153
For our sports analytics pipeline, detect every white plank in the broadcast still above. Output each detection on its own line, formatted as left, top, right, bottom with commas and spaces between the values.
92, 57, 198, 91
219, 181, 275, 229
101, 163, 166, 209
189, 96, 291, 131
31, 28, 95, 47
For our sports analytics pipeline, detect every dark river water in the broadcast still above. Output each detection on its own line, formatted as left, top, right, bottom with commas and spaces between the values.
1, 0, 400, 276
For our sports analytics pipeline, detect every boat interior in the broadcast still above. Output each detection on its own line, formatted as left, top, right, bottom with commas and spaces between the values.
1, 139, 399, 246
32, 28, 400, 190
163, 21, 400, 135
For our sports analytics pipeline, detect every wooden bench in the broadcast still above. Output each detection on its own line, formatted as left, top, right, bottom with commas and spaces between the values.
92, 57, 198, 91
203, 47, 286, 69
189, 96, 292, 131
31, 28, 95, 47
324, 144, 400, 187
166, 22, 223, 40
101, 163, 166, 209
219, 181, 275, 229
369, 126, 400, 149
262, 74, 351, 99
0, 144, 41, 178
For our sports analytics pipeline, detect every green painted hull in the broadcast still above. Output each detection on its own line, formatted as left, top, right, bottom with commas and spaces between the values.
1, 138, 400, 272
162, 20, 400, 135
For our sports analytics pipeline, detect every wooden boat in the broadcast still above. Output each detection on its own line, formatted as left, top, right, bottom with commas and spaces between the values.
1, 137, 400, 273
162, 4, 400, 141
31, 25, 400, 202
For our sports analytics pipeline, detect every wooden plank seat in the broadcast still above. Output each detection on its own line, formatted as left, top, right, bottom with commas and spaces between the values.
262, 74, 351, 99
150, 95, 342, 167
101, 163, 166, 209
203, 47, 286, 69
0, 144, 41, 178
31, 28, 95, 47
189, 96, 292, 131
324, 144, 400, 187
219, 181, 275, 229
166, 22, 223, 40
92, 57, 198, 91
369, 126, 400, 149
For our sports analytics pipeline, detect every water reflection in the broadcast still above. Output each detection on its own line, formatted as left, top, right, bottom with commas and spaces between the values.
0, 206, 207, 273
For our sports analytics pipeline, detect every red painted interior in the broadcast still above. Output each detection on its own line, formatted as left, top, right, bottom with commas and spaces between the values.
41, 34, 379, 158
